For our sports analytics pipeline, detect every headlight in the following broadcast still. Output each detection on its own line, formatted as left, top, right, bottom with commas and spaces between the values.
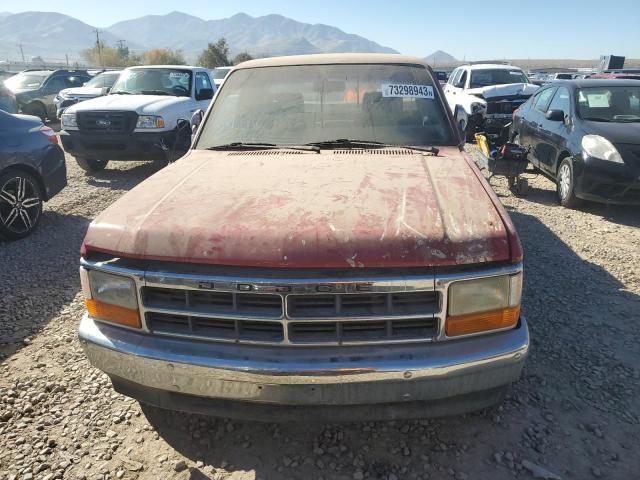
581, 135, 623, 163
446, 273, 522, 337
80, 268, 140, 328
61, 113, 77, 128
136, 115, 165, 129
471, 101, 486, 113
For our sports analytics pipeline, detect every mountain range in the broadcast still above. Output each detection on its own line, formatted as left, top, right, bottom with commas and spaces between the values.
0, 11, 400, 63
423, 50, 458, 65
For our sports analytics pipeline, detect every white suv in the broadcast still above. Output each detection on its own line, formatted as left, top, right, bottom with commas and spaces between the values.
60, 65, 216, 173
444, 64, 538, 139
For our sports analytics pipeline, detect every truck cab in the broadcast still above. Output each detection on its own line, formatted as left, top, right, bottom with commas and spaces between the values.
60, 65, 215, 173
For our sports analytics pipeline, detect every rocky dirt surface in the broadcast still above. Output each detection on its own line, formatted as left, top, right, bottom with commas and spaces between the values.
1, 148, 639, 480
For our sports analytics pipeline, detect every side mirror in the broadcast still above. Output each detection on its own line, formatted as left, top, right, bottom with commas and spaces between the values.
545, 109, 565, 121
101, 87, 111, 95
190, 109, 204, 135
196, 88, 214, 101
453, 104, 467, 144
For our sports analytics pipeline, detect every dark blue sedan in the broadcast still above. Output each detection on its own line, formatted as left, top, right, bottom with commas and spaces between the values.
511, 79, 640, 207
0, 111, 67, 239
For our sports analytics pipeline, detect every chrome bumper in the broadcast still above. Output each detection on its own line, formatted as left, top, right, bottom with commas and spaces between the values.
79, 314, 528, 410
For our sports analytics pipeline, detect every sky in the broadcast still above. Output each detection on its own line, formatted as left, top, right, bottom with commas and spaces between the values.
1, 0, 639, 59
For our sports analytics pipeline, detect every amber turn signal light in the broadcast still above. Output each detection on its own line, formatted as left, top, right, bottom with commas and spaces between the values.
445, 306, 520, 337
86, 299, 141, 329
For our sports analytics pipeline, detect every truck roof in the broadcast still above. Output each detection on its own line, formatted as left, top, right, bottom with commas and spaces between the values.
236, 53, 430, 69
125, 65, 207, 71
463, 64, 523, 71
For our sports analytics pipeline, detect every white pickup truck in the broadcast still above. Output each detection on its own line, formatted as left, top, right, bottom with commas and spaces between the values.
444, 64, 538, 140
60, 65, 215, 173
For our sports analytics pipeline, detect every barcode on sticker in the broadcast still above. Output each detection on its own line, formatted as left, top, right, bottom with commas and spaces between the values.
382, 84, 434, 99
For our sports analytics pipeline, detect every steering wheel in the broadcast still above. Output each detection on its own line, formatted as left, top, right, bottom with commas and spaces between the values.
172, 85, 189, 96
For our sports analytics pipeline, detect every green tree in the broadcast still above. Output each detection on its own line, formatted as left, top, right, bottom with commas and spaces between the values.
142, 48, 186, 65
80, 42, 140, 67
197, 38, 230, 68
233, 52, 253, 65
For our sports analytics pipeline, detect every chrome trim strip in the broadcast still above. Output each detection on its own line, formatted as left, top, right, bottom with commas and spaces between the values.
145, 306, 437, 324
144, 272, 435, 294
146, 327, 437, 347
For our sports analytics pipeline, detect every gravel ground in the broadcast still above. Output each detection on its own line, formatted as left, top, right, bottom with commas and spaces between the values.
1, 144, 639, 480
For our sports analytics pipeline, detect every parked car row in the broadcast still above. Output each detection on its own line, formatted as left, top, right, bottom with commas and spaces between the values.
5, 51, 639, 424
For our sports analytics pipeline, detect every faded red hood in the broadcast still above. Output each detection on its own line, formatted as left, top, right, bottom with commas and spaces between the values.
83, 147, 512, 268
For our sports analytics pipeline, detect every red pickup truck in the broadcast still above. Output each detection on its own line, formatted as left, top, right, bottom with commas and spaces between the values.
78, 54, 528, 421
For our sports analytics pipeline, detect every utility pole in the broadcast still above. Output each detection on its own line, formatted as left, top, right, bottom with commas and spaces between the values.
93, 29, 103, 67
18, 44, 25, 63
65, 54, 69, 67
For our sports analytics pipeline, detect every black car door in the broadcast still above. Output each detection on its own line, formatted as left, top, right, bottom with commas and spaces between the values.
517, 93, 538, 147
537, 86, 572, 174
526, 87, 556, 169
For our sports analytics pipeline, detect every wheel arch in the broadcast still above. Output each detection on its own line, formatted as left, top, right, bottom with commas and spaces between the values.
22, 100, 48, 118
555, 150, 573, 175
1, 164, 48, 200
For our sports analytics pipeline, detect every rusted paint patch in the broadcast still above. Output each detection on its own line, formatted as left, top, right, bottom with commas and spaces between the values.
83, 148, 510, 268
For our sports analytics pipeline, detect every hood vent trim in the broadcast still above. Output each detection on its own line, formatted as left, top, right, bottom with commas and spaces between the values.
226, 150, 307, 156
332, 149, 416, 155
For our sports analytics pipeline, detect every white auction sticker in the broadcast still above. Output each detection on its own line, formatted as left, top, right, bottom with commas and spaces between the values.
382, 84, 434, 99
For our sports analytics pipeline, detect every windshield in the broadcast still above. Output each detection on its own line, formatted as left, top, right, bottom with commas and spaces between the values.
469, 69, 529, 88
85, 72, 120, 88
577, 86, 640, 122
213, 68, 232, 80
196, 64, 453, 148
4, 73, 48, 90
110, 68, 192, 96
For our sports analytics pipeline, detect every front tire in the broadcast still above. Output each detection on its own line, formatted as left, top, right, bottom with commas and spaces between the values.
0, 168, 43, 240
76, 157, 108, 174
169, 122, 192, 162
556, 158, 580, 208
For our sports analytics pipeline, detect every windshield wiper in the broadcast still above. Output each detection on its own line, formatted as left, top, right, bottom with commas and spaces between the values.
206, 142, 320, 153
583, 117, 611, 122
306, 139, 439, 155
139, 90, 174, 96
306, 139, 386, 149
110, 91, 131, 95
615, 117, 640, 123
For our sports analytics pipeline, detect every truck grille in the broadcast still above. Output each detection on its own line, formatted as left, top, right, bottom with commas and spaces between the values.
486, 98, 527, 115
77, 111, 137, 133
140, 283, 440, 346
